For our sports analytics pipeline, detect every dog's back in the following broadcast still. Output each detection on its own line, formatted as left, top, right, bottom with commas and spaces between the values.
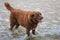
4, 2, 30, 28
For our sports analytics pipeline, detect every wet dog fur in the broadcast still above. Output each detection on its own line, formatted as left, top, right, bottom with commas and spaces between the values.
4, 2, 43, 36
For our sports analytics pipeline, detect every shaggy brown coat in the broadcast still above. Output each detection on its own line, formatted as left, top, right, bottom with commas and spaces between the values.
4, 2, 43, 36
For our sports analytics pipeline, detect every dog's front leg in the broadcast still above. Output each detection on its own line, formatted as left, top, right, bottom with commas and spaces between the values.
32, 28, 36, 35
26, 29, 30, 36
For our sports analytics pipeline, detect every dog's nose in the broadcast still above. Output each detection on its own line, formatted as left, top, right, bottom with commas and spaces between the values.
41, 17, 43, 19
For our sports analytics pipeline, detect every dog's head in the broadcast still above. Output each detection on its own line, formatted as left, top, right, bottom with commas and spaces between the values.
30, 11, 43, 23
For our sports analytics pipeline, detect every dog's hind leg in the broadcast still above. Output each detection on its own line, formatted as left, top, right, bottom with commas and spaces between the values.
9, 14, 16, 31
15, 22, 19, 29
9, 22, 15, 31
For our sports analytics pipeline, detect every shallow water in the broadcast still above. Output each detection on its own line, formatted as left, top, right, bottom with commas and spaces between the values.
0, 0, 60, 40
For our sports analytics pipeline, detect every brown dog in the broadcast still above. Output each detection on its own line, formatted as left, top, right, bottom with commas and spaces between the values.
4, 2, 43, 36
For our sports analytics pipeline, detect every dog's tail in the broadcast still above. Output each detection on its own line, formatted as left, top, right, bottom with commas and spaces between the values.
4, 2, 14, 11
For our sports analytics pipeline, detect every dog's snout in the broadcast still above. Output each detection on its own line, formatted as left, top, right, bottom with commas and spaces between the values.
41, 17, 43, 19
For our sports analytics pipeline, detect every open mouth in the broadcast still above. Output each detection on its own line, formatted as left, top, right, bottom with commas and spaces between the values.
36, 18, 43, 22
37, 19, 42, 22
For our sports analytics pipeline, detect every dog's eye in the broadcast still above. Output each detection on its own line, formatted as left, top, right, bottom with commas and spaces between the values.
31, 14, 34, 17
39, 13, 42, 15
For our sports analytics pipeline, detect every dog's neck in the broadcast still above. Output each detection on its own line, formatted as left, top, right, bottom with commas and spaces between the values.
31, 19, 38, 25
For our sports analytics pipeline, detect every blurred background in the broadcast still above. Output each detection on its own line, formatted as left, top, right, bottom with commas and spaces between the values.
0, 0, 60, 40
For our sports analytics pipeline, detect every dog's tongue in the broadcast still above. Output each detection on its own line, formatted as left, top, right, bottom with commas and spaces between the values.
37, 19, 42, 22
37, 18, 42, 22
37, 20, 41, 22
